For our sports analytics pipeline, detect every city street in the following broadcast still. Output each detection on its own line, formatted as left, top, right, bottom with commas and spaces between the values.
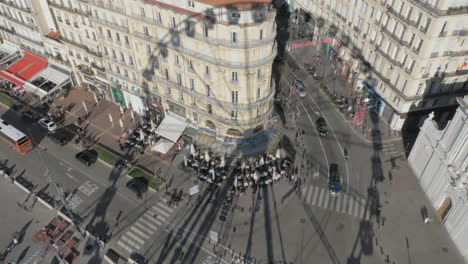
0, 59, 465, 264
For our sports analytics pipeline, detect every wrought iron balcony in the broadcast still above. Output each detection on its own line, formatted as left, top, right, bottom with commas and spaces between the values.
0, 0, 31, 13
91, 17, 128, 33
60, 37, 102, 57
48, 1, 91, 16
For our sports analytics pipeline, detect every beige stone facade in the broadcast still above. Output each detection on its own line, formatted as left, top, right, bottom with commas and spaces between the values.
295, 0, 468, 130
30, 0, 276, 139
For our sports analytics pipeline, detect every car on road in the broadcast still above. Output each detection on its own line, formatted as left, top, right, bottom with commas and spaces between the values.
75, 150, 98, 166
49, 127, 76, 145
329, 163, 341, 197
21, 110, 39, 122
12, 103, 24, 111
37, 118, 57, 132
292, 79, 306, 97
316, 117, 329, 136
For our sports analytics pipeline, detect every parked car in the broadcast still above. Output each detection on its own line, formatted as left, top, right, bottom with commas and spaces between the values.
329, 163, 341, 197
75, 150, 98, 166
292, 80, 306, 97
21, 110, 39, 122
49, 127, 76, 146
37, 118, 57, 132
316, 117, 329, 136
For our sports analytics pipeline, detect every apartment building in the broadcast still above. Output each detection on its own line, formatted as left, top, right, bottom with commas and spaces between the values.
37, 0, 276, 140
294, 0, 468, 130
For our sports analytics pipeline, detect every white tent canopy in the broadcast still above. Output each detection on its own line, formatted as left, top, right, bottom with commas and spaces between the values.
151, 138, 174, 154
0, 42, 19, 56
155, 113, 187, 142
31, 64, 70, 86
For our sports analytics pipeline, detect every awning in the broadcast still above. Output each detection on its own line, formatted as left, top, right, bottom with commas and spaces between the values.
151, 138, 174, 154
0, 42, 19, 56
6, 50, 47, 80
155, 113, 187, 142
0, 70, 25, 86
31, 64, 70, 85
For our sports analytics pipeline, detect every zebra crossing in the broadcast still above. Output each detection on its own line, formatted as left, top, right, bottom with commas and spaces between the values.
300, 185, 371, 220
117, 198, 175, 253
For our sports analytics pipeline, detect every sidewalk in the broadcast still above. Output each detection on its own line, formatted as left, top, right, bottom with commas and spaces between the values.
287, 44, 403, 143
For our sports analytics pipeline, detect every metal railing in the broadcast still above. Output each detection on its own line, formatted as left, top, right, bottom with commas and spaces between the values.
91, 17, 129, 33
151, 75, 275, 111
0, 0, 31, 13
452, 30, 468, 36
192, 103, 274, 126
16, 34, 43, 46
60, 37, 102, 57
0, 13, 37, 30
48, 1, 91, 16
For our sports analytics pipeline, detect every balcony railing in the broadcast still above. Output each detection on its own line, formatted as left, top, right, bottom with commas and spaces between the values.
0, 13, 37, 30
193, 103, 274, 126
16, 34, 43, 46
151, 75, 275, 111
91, 17, 129, 33
452, 30, 468, 36
48, 1, 91, 16
407, 0, 468, 17
381, 27, 408, 47
60, 37, 102, 57
88, 0, 124, 13
103, 54, 136, 70
0, 0, 31, 13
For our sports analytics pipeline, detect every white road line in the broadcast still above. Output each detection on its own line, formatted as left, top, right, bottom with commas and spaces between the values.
317, 188, 325, 207
347, 197, 354, 215
334, 194, 342, 212
117, 240, 135, 253
341, 195, 349, 213
138, 218, 159, 231
306, 186, 315, 203
311, 187, 320, 206
359, 203, 366, 219
353, 200, 360, 217
130, 226, 151, 240
152, 205, 170, 218
364, 208, 371, 221
322, 192, 330, 209
144, 212, 163, 226
134, 222, 154, 235
156, 201, 175, 213
120, 236, 141, 250
301, 186, 308, 199
125, 231, 145, 244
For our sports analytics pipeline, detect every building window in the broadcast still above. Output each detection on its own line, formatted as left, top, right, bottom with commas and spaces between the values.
179, 91, 184, 101
125, 36, 129, 45
187, 0, 195, 8
257, 69, 262, 79
205, 66, 210, 76
143, 27, 149, 36
167, 87, 172, 95
257, 88, 261, 99
207, 8, 214, 15
164, 69, 169, 80
177, 73, 182, 85
260, 29, 263, 40
231, 12, 240, 18
188, 60, 194, 70
140, 7, 145, 17
231, 91, 238, 104
416, 83, 423, 95
146, 45, 151, 56
232, 72, 238, 81
190, 78, 194, 90
175, 55, 180, 65
116, 33, 120, 42
231, 110, 238, 120
171, 17, 176, 28
206, 85, 211, 97
231, 32, 237, 43
203, 26, 208, 37
107, 29, 112, 39
208, 104, 212, 114
156, 12, 162, 23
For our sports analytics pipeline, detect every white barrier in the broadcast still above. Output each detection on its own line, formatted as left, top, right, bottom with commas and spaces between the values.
13, 180, 32, 194
36, 197, 54, 210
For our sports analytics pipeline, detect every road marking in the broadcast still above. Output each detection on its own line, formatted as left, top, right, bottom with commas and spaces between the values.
138, 218, 159, 231
347, 197, 354, 215
125, 231, 145, 244
130, 226, 151, 240
311, 186, 320, 205
134, 222, 154, 235
335, 194, 342, 212
152, 205, 170, 218
322, 192, 330, 209
65, 173, 79, 182
359, 202, 366, 219
301, 186, 308, 198
144, 212, 163, 226
364, 208, 371, 221
306, 186, 315, 203
117, 240, 136, 253
353, 199, 360, 217
157, 201, 174, 213
120, 236, 141, 250
317, 188, 325, 207
341, 195, 349, 213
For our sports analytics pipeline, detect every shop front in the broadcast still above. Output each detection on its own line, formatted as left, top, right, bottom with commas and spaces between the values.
361, 81, 383, 113
123, 88, 147, 116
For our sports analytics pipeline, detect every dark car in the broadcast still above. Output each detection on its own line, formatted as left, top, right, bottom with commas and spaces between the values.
49, 127, 76, 145
12, 103, 24, 111
21, 110, 39, 122
316, 117, 329, 136
329, 163, 341, 196
126, 179, 148, 196
75, 150, 98, 166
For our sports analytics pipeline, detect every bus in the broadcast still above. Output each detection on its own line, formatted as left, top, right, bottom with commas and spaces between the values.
0, 118, 34, 154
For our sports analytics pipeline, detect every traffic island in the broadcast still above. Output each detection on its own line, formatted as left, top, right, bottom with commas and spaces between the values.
128, 167, 164, 191
91, 145, 120, 167
0, 92, 17, 107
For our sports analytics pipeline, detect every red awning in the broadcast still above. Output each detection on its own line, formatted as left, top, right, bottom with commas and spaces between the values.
0, 71, 25, 86
5, 50, 47, 81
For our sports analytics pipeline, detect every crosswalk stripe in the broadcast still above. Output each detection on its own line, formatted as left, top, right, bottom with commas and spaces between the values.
135, 222, 154, 234
335, 194, 342, 212
301, 186, 308, 199
120, 236, 141, 250
322, 192, 330, 209
144, 212, 163, 226
353, 200, 360, 217
341, 195, 348, 213
364, 208, 371, 221
317, 188, 325, 207
311, 186, 320, 205
131, 226, 151, 239
347, 197, 354, 215
156, 201, 174, 214
117, 240, 136, 253
152, 205, 170, 218
306, 186, 315, 203
138, 218, 158, 231
125, 231, 145, 244
359, 198, 367, 218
